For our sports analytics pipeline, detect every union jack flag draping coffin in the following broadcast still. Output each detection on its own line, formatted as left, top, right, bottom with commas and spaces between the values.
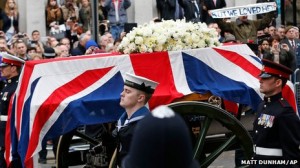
5, 44, 297, 167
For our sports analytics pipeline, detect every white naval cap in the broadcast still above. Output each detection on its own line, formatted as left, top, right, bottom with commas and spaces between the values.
0, 53, 25, 67
124, 73, 159, 94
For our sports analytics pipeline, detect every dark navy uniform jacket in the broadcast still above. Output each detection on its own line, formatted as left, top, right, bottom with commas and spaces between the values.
0, 76, 19, 147
253, 92, 300, 167
115, 106, 149, 166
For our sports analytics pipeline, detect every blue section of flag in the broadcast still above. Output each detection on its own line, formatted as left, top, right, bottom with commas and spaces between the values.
18, 77, 41, 166
182, 53, 262, 110
45, 71, 124, 139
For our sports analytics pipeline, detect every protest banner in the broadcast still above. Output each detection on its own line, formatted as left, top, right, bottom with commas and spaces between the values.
210, 2, 276, 18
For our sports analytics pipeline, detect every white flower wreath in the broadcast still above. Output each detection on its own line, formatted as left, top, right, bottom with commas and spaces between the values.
118, 19, 221, 54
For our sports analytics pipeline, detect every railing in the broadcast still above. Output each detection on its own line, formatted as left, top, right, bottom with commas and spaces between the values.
293, 68, 300, 116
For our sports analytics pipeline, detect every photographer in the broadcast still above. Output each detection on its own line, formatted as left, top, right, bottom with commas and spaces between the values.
8, 32, 30, 48
0, 35, 14, 55
263, 35, 296, 71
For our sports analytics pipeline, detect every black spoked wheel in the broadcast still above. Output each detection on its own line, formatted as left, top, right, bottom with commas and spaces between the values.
56, 129, 100, 168
168, 101, 253, 168
56, 124, 116, 168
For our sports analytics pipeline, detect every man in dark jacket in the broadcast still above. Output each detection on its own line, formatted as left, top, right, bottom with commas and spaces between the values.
256, 0, 277, 26
178, 0, 203, 23
156, 0, 176, 20
252, 59, 300, 167
203, 0, 226, 24
70, 30, 91, 56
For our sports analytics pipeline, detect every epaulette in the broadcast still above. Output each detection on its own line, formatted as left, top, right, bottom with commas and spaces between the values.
278, 98, 291, 108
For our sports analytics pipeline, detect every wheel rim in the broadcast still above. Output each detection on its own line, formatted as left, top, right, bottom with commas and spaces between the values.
56, 125, 116, 168
168, 101, 253, 168
56, 130, 74, 168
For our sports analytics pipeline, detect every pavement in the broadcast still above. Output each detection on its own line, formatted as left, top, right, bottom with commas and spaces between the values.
208, 150, 236, 168
36, 148, 83, 168
37, 150, 236, 168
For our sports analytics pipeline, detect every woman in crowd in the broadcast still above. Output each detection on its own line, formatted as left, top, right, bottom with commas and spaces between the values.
257, 37, 271, 58
0, 0, 19, 41
61, 0, 79, 22
79, 0, 91, 32
45, 0, 64, 34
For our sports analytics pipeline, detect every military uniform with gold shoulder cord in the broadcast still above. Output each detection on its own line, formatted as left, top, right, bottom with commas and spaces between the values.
0, 53, 24, 168
253, 59, 300, 167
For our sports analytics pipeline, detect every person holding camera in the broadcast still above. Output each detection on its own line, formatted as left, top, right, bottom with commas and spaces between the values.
0, 36, 14, 55
262, 35, 296, 72
281, 26, 300, 69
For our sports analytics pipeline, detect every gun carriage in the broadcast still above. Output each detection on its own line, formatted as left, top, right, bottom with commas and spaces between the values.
11, 44, 272, 168
51, 45, 258, 168
55, 93, 255, 168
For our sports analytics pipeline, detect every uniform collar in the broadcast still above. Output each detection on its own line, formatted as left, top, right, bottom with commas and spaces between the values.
264, 92, 282, 103
6, 76, 19, 84
117, 106, 149, 130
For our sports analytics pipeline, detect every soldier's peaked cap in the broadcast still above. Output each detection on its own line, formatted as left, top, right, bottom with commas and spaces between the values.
124, 73, 159, 94
259, 59, 293, 79
0, 53, 25, 67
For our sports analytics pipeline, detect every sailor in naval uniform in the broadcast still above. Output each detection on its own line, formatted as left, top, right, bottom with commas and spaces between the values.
115, 73, 158, 167
253, 59, 300, 167
0, 53, 24, 168
122, 106, 200, 168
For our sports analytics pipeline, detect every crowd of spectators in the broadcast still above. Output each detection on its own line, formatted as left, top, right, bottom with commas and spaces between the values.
0, 0, 122, 64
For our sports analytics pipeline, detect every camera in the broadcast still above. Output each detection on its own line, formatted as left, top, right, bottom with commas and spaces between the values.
17, 32, 24, 38
30, 43, 36, 48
